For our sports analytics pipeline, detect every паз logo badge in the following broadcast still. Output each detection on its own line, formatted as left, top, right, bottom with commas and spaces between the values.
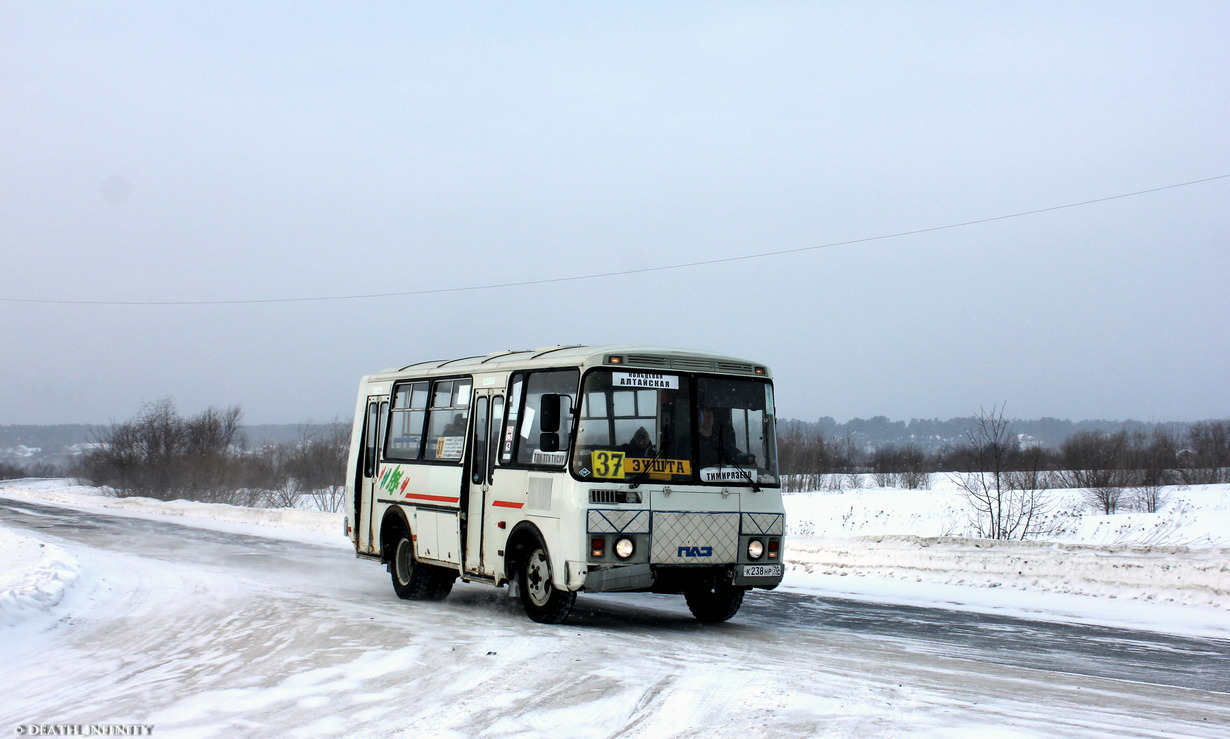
677, 545, 713, 557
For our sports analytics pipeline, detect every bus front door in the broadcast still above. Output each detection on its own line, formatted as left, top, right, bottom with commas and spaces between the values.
356, 395, 387, 556
464, 391, 503, 577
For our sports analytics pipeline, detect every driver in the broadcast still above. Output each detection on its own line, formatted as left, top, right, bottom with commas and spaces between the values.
697, 406, 755, 468
622, 426, 657, 458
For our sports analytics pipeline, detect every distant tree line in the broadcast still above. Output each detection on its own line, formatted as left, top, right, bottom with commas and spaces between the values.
786, 415, 1197, 456
0, 459, 56, 481
8, 401, 1229, 524
72, 398, 348, 511
778, 416, 1230, 499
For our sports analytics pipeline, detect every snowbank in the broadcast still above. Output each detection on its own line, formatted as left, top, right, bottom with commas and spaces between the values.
0, 528, 79, 629
0, 478, 342, 543
0, 480, 345, 632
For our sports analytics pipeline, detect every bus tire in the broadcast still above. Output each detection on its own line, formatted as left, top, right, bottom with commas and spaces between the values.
420, 565, 455, 602
519, 545, 576, 624
684, 582, 745, 623
390, 535, 452, 601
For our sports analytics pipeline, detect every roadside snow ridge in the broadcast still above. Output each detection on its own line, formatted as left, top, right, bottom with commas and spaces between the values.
0, 528, 81, 628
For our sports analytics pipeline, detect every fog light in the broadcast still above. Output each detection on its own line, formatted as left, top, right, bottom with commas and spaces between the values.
747, 539, 765, 560
614, 537, 635, 559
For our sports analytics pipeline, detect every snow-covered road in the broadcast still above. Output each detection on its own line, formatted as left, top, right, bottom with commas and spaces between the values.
2, 493, 1228, 738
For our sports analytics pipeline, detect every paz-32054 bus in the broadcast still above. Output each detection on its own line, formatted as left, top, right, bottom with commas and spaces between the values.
343, 345, 785, 623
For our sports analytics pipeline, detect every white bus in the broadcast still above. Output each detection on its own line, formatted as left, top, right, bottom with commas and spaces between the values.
343, 345, 785, 623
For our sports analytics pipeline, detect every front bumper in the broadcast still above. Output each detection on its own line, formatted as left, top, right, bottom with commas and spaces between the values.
581, 562, 784, 593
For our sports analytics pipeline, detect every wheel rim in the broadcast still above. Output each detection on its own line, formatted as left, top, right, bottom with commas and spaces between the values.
525, 549, 551, 607
395, 539, 413, 586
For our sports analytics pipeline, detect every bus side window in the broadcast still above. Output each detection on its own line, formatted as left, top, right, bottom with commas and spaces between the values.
488, 396, 504, 484
471, 396, 489, 485
501, 374, 524, 464
424, 378, 472, 462
386, 382, 429, 461
363, 402, 378, 478
515, 369, 579, 466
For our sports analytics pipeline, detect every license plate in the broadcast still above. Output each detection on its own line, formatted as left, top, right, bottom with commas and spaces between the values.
742, 564, 782, 578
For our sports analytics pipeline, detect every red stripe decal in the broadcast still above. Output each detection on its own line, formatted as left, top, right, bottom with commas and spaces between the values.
403, 493, 460, 504
492, 500, 524, 509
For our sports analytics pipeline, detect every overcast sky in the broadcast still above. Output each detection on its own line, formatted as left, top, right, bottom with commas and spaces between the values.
2, 2, 1227, 426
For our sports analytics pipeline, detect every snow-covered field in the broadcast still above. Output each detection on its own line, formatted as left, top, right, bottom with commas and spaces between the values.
3, 477, 1227, 638
783, 477, 1230, 639
2, 478, 1229, 737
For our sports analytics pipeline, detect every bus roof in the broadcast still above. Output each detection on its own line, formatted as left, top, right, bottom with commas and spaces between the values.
366, 345, 771, 382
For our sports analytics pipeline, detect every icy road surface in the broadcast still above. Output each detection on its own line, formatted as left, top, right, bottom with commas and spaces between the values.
1, 496, 1228, 738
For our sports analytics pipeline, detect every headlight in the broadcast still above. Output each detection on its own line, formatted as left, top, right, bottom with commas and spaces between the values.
614, 537, 635, 559
747, 539, 765, 560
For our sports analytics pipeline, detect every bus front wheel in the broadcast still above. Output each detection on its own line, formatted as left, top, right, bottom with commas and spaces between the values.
684, 581, 745, 623
519, 545, 576, 624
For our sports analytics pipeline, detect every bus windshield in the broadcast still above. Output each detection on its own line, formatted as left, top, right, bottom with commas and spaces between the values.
571, 370, 779, 487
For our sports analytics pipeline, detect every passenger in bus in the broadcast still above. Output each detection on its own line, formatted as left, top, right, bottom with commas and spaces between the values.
443, 413, 466, 435
697, 406, 755, 468
622, 426, 656, 458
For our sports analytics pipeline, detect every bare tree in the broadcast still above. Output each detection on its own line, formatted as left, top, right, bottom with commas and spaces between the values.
776, 422, 865, 492
1130, 481, 1164, 514
951, 406, 1052, 540
896, 445, 931, 490
869, 444, 931, 489
1060, 429, 1137, 514
871, 447, 897, 488
184, 405, 247, 503
0, 461, 27, 480
80, 398, 247, 502
1183, 420, 1230, 484
276, 422, 349, 511
1130, 428, 1177, 513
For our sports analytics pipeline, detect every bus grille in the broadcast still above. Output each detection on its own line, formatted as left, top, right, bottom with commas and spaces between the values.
590, 489, 619, 504
715, 360, 756, 374
652, 512, 739, 563
622, 354, 758, 375
624, 354, 671, 368
669, 356, 713, 371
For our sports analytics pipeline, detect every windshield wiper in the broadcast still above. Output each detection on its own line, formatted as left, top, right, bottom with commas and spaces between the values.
628, 439, 669, 490
716, 426, 760, 492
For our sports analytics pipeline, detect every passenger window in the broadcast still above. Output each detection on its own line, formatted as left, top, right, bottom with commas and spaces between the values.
424, 379, 472, 461
386, 382, 428, 461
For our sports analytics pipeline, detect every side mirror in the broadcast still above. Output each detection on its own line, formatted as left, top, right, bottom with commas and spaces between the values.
540, 432, 560, 453
540, 394, 562, 433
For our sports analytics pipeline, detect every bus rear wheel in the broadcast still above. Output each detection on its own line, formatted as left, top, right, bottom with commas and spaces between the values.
684, 581, 745, 623
390, 536, 454, 601
519, 545, 576, 624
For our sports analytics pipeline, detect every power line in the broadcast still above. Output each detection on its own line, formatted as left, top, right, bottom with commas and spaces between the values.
4, 173, 1227, 307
